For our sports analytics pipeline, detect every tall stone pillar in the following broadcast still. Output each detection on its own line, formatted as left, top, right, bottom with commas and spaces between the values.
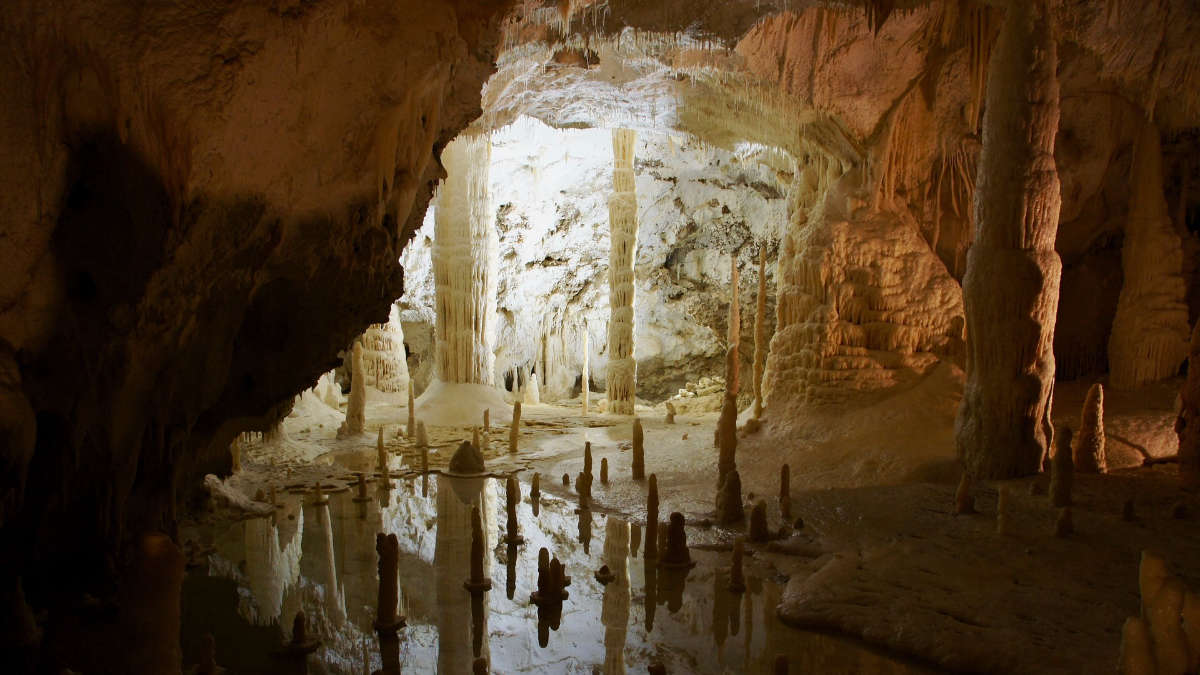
956, 0, 1062, 479
606, 129, 638, 415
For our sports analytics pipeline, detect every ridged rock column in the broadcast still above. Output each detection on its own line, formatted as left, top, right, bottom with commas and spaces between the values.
956, 0, 1062, 479
606, 129, 638, 415
433, 134, 498, 385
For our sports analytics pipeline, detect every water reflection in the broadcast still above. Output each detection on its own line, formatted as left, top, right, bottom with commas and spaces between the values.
183, 474, 937, 674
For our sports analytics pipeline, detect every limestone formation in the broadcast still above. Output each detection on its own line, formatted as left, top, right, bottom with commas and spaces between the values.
1178, 321, 1200, 489
1108, 120, 1191, 389
955, 0, 1062, 479
531, 473, 541, 505
375, 533, 403, 628
531, 547, 570, 605
753, 246, 768, 419
434, 134, 498, 386
407, 380, 416, 439
509, 401, 522, 454
664, 401, 676, 424
659, 512, 694, 569
562, 473, 570, 486
600, 457, 608, 485
483, 408, 490, 434
377, 427, 388, 471
504, 477, 522, 544
417, 422, 429, 473
632, 418, 645, 480
472, 427, 480, 451
1072, 383, 1106, 474
353, 473, 370, 504
748, 500, 769, 542
584, 441, 593, 476
285, 611, 319, 655
716, 469, 745, 525
645, 475, 660, 560
1050, 427, 1074, 508
576, 471, 592, 510
338, 342, 367, 437
361, 308, 409, 393
1147, 577, 1190, 674
1054, 507, 1073, 538
955, 472, 976, 515
606, 129, 639, 415
449, 441, 485, 475
523, 367, 541, 405
582, 325, 590, 416
729, 539, 746, 593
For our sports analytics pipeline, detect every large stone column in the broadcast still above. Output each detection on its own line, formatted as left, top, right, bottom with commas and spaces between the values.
606, 129, 638, 415
433, 134, 498, 386
956, 0, 1062, 479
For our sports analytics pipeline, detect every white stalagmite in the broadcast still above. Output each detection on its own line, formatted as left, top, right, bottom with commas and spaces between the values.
606, 129, 639, 416
582, 323, 590, 415
338, 342, 366, 437
752, 247, 768, 419
1107, 120, 1191, 389
433, 133, 498, 386
361, 305, 410, 393
955, 0, 1062, 479
523, 366, 540, 405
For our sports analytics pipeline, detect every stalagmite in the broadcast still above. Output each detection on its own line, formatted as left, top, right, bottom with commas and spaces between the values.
483, 408, 490, 434
645, 475, 659, 560
1119, 617, 1156, 675
659, 512, 694, 569
1050, 427, 1074, 508
1147, 577, 1190, 674
1108, 120, 1191, 389
377, 428, 387, 471
449, 440, 486, 475
664, 401, 676, 424
434, 134, 498, 386
530, 473, 540, 506
524, 367, 540, 405
361, 308, 409, 393
716, 469, 745, 525
748, 501, 768, 542
600, 457, 608, 485
956, 0, 1062, 479
509, 401, 521, 453
1178, 321, 1200, 489
472, 427, 480, 450
504, 477, 522, 544
729, 539, 746, 593
584, 441, 593, 476
407, 381, 415, 439
606, 129, 639, 415
338, 342, 367, 437
464, 505, 492, 593
1073, 384, 1106, 474
632, 418, 645, 480
285, 611, 320, 656
753, 247, 768, 419
576, 471, 592, 509
581, 325, 590, 416
417, 421, 429, 473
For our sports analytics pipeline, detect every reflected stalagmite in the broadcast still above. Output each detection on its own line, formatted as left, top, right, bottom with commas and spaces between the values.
509, 401, 521, 453
1073, 383, 1106, 474
407, 380, 415, 438
354, 473, 370, 503
632, 417, 645, 480
1178, 321, 1200, 488
645, 474, 660, 560
505, 541, 518, 600
659, 512, 694, 568
1050, 427, 1074, 507
729, 538, 746, 593
748, 500, 768, 542
504, 476, 522, 543
601, 519, 631, 675
956, 0, 1062, 479
717, 469, 745, 525
465, 505, 492, 592
374, 532, 403, 675
530, 472, 541, 515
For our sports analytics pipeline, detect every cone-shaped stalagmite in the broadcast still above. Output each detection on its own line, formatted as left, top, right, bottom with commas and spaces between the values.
632, 418, 645, 480
583, 441, 593, 476
753, 247, 768, 419
1073, 383, 1106, 473
606, 130, 639, 415
509, 401, 521, 453
1108, 120, 1191, 389
956, 0, 1062, 479
659, 512, 694, 568
1050, 426, 1074, 507
645, 475, 660, 560
716, 469, 745, 525
748, 500, 769, 542
1178, 321, 1200, 489
339, 342, 366, 437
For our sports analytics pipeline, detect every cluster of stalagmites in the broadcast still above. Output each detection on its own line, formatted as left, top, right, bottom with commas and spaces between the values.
1119, 551, 1200, 674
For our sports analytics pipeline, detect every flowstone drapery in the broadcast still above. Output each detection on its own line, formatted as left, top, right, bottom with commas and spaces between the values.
606, 129, 639, 415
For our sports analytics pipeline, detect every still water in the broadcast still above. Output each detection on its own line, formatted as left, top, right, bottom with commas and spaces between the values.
182, 474, 932, 673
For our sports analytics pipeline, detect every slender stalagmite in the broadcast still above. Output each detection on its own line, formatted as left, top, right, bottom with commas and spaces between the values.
600, 457, 608, 485
375, 533, 402, 627
584, 441, 593, 476
716, 255, 741, 490
407, 380, 415, 438
339, 342, 366, 437
645, 475, 659, 560
1073, 383, 1106, 473
433, 134, 498, 386
753, 246, 768, 419
582, 324, 590, 416
509, 401, 522, 453
1108, 120, 1191, 389
955, 0, 1062, 479
729, 538, 746, 593
606, 129, 639, 415
632, 418, 645, 480
1178, 321, 1200, 488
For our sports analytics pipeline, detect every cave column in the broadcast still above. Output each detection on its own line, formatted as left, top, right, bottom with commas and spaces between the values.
433, 134, 498, 386
606, 129, 638, 415
956, 0, 1062, 479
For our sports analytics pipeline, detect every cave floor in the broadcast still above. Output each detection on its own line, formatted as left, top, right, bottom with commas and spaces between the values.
187, 385, 1199, 674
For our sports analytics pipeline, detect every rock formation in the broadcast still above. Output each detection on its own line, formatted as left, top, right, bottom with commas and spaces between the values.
449, 441, 485, 475
361, 306, 410, 393
748, 500, 769, 542
645, 475, 660, 560
509, 401, 521, 454
753, 247, 768, 419
779, 463, 791, 519
658, 512, 694, 569
600, 457, 608, 485
1073, 383, 1106, 474
1125, 551, 1197, 675
664, 401, 676, 424
956, 0, 1062, 479
338, 342, 367, 437
504, 477, 522, 544
1108, 121, 1191, 389
434, 134, 498, 386
375, 533, 402, 628
1050, 427, 1074, 508
576, 471, 592, 509
407, 381, 416, 439
1178, 321, 1200, 489
583, 441, 593, 476
716, 469, 745, 525
606, 129, 639, 415
582, 325, 591, 416
632, 418, 645, 480
729, 538, 746, 593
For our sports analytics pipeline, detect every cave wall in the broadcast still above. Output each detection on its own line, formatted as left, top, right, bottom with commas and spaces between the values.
0, 0, 511, 614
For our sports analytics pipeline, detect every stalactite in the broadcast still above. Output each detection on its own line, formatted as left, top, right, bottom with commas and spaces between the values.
606, 129, 638, 415
752, 247, 768, 420
1177, 321, 1200, 489
956, 0, 1062, 479
433, 134, 498, 385
338, 342, 366, 437
1108, 120, 1191, 389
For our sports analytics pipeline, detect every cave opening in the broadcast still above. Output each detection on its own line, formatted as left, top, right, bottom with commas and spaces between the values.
3, 1, 1200, 674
